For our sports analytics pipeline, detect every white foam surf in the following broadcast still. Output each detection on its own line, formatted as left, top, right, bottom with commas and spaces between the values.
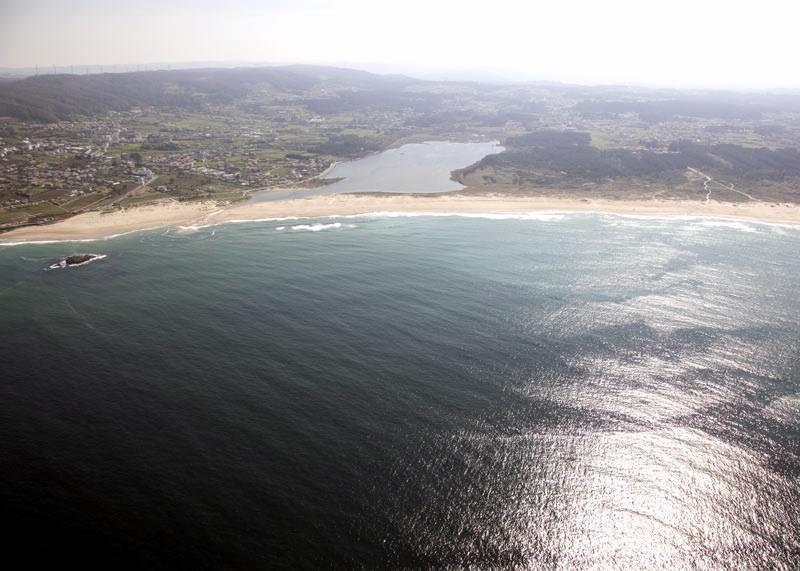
289, 222, 357, 232
343, 211, 567, 222
2, 209, 797, 248
694, 219, 760, 233
0, 227, 163, 247
175, 216, 303, 233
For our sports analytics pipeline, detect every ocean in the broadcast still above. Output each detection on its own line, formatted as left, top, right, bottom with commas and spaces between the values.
1, 212, 799, 568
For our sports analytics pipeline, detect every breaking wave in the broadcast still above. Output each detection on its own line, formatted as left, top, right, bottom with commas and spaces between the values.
289, 222, 358, 232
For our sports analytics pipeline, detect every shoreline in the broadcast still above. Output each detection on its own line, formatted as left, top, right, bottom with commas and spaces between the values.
2, 193, 799, 244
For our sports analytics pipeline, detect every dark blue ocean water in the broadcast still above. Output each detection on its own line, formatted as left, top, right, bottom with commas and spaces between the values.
1, 213, 799, 569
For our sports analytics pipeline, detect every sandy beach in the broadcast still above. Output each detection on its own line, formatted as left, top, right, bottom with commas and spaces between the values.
0, 200, 225, 243
2, 193, 799, 243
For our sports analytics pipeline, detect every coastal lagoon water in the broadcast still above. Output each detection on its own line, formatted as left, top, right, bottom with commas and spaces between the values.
251, 140, 502, 202
2, 213, 800, 568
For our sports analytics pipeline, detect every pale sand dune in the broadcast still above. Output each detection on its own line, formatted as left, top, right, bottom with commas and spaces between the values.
0, 201, 223, 243
2, 194, 799, 243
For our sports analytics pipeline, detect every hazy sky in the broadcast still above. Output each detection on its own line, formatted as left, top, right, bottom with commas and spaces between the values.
2, 0, 799, 88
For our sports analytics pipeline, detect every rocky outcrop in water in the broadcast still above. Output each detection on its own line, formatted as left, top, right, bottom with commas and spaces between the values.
48, 253, 107, 270
65, 254, 95, 265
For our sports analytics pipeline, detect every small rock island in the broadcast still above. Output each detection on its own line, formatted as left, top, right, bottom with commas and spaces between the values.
48, 253, 106, 270
66, 254, 96, 265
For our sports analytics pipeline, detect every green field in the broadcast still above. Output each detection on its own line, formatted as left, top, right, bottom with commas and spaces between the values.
0, 202, 66, 225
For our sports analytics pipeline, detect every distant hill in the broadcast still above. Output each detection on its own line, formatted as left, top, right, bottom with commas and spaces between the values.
4, 64, 799, 125
573, 99, 765, 122
0, 65, 417, 122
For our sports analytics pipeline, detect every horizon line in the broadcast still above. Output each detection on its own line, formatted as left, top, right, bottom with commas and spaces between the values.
2, 60, 800, 93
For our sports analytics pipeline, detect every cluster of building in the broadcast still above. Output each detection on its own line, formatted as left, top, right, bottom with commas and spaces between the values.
0, 110, 346, 214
